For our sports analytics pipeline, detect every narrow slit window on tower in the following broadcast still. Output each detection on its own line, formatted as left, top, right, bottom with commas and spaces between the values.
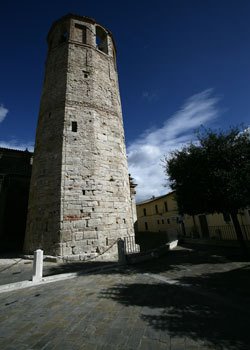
96, 26, 108, 54
113, 49, 117, 71
71, 121, 77, 132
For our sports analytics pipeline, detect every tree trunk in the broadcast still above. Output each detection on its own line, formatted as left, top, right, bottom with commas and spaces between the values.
230, 211, 249, 258
192, 215, 199, 238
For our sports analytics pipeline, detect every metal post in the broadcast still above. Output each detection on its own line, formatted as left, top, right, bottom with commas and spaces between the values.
117, 239, 126, 264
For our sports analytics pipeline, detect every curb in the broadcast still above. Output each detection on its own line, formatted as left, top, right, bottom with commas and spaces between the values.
0, 263, 118, 294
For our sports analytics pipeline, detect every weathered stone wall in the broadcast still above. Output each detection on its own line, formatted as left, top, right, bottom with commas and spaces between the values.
24, 18, 69, 254
24, 14, 134, 259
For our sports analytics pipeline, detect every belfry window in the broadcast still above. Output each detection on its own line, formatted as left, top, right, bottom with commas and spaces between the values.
96, 26, 108, 54
75, 24, 87, 44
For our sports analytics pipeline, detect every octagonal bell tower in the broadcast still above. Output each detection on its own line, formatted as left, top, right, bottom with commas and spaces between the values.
24, 14, 134, 259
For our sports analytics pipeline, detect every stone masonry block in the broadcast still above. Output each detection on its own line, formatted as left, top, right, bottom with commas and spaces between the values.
75, 232, 84, 241
83, 231, 98, 239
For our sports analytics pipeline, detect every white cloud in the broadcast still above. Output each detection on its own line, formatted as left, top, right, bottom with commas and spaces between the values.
0, 104, 8, 123
127, 89, 221, 202
0, 139, 34, 152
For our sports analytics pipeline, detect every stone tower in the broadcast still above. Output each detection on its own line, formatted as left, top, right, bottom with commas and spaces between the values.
24, 14, 134, 259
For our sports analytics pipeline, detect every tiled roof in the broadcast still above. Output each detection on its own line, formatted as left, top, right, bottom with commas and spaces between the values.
136, 191, 175, 205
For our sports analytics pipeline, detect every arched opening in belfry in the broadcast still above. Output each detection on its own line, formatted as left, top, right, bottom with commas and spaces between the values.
95, 26, 108, 54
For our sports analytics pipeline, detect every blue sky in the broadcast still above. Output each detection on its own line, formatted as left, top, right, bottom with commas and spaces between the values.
1, 0, 250, 201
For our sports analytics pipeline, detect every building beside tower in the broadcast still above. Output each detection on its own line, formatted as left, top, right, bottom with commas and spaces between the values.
24, 14, 135, 259
0, 148, 32, 253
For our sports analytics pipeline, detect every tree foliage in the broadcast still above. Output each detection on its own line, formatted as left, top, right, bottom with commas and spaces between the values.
165, 127, 250, 255
166, 127, 250, 216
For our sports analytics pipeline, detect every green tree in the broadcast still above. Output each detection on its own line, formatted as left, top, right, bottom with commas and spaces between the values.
165, 127, 250, 255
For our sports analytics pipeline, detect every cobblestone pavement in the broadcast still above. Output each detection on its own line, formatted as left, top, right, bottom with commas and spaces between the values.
0, 244, 250, 349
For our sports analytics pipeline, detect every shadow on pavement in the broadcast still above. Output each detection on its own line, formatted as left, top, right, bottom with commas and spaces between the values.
176, 264, 250, 307
92, 244, 250, 350
43, 261, 117, 276
180, 242, 250, 262
100, 273, 250, 350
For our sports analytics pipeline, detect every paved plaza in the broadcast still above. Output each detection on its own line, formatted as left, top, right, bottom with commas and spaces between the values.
0, 244, 250, 349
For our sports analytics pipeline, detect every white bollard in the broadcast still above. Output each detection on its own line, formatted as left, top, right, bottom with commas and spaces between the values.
32, 249, 43, 282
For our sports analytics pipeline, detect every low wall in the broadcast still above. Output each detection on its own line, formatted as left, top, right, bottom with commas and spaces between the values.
125, 240, 178, 264
135, 231, 178, 252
